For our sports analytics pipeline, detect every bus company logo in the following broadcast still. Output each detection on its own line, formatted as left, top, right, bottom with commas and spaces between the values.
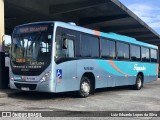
134, 64, 146, 71
14, 76, 21, 80
22, 76, 26, 80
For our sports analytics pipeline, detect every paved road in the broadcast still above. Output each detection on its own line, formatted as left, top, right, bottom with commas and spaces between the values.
0, 79, 160, 119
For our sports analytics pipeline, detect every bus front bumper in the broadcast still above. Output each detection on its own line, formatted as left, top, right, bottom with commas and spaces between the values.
10, 80, 55, 93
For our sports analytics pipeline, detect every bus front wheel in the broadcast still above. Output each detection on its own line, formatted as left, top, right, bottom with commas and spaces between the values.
78, 76, 91, 98
134, 75, 143, 90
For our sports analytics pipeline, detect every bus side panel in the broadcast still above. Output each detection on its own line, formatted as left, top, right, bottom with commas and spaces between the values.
97, 60, 131, 87
96, 60, 128, 88
115, 62, 157, 85
96, 60, 158, 86
55, 60, 158, 92
55, 59, 111, 92
55, 61, 79, 92
143, 63, 158, 83
115, 61, 129, 86
76, 59, 108, 89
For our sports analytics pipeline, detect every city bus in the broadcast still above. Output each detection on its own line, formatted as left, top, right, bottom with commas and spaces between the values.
10, 21, 159, 97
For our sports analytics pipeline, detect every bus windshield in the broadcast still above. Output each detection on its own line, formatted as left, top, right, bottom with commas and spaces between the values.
11, 23, 54, 75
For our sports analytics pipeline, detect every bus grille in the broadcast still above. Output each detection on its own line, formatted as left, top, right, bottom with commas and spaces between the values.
14, 83, 37, 90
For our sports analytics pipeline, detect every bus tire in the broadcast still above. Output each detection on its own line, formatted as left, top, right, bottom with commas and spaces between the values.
78, 76, 91, 98
134, 75, 143, 90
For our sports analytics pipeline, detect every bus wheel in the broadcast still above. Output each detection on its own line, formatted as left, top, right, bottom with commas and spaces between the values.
78, 76, 91, 98
134, 75, 143, 90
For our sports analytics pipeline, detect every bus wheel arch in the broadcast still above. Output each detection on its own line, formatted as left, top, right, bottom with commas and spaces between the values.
78, 72, 95, 98
134, 72, 144, 90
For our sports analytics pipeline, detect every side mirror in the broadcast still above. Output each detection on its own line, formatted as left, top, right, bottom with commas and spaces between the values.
62, 38, 68, 49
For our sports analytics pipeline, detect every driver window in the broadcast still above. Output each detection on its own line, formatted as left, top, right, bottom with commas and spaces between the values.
56, 35, 74, 58
65, 39, 74, 57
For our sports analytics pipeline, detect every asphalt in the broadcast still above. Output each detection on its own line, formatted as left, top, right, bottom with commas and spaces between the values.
0, 89, 21, 98
0, 78, 160, 119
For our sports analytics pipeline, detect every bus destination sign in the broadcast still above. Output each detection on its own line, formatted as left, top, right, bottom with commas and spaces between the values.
17, 25, 48, 34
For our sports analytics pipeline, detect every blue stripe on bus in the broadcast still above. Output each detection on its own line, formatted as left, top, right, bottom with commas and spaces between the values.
96, 60, 157, 76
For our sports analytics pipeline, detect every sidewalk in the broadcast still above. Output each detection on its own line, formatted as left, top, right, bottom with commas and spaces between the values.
0, 89, 20, 98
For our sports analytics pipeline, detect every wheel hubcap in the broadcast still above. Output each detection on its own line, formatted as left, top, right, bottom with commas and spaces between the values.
81, 81, 90, 93
137, 78, 142, 88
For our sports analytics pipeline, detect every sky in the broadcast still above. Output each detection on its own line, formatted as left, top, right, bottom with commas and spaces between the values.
119, 0, 160, 35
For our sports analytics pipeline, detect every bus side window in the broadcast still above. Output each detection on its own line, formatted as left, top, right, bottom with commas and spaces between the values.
151, 49, 158, 63
130, 45, 140, 61
101, 39, 116, 59
141, 47, 150, 62
117, 42, 129, 60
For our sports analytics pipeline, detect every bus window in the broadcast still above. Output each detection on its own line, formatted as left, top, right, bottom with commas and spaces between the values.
56, 35, 75, 58
141, 47, 150, 62
130, 45, 140, 61
101, 39, 116, 59
81, 34, 99, 58
117, 42, 129, 60
65, 39, 74, 57
151, 49, 158, 63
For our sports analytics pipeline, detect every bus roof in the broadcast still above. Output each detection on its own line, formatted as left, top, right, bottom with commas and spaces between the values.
54, 21, 158, 49
14, 21, 158, 49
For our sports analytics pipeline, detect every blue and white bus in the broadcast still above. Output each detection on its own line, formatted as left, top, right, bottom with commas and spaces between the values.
10, 21, 159, 97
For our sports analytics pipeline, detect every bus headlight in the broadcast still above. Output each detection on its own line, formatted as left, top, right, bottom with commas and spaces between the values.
40, 72, 50, 82
10, 77, 14, 81
9, 71, 14, 81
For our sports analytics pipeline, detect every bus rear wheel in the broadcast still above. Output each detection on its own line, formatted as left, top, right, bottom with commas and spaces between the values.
78, 76, 91, 98
134, 75, 143, 90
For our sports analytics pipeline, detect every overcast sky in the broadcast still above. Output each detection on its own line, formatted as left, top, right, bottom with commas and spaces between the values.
119, 0, 160, 35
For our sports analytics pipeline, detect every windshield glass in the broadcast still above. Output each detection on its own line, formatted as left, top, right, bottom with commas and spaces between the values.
11, 23, 54, 75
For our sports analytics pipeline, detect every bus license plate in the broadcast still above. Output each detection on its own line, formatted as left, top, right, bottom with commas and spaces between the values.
21, 87, 29, 91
